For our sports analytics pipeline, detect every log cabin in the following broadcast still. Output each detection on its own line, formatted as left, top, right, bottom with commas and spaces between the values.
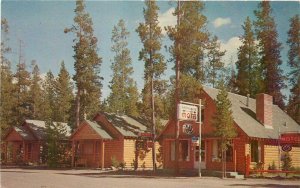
158, 86, 300, 174
2, 120, 71, 165
70, 112, 161, 169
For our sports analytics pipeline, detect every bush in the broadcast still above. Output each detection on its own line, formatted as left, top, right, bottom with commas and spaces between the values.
268, 161, 277, 170
282, 152, 293, 170
111, 156, 120, 168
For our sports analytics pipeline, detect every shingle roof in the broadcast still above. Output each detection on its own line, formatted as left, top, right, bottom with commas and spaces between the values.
104, 113, 150, 137
25, 120, 71, 140
13, 126, 35, 140
85, 120, 112, 139
203, 86, 300, 139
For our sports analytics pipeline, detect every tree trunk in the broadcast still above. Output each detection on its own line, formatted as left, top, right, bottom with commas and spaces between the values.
75, 87, 81, 128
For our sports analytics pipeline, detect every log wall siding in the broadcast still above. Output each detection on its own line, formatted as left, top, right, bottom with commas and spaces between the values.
5, 129, 23, 141
123, 139, 136, 168
72, 123, 102, 140
263, 145, 300, 169
290, 147, 300, 168
104, 139, 124, 168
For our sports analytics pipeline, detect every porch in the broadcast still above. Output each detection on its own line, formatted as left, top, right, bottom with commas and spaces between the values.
71, 139, 105, 168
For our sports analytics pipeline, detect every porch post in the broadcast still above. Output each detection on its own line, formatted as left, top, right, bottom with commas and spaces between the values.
71, 140, 75, 167
4, 141, 7, 163
101, 140, 105, 169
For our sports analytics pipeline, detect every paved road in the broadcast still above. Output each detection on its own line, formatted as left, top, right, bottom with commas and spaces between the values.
1, 168, 300, 188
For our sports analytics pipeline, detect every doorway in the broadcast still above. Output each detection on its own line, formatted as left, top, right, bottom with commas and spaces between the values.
194, 140, 206, 169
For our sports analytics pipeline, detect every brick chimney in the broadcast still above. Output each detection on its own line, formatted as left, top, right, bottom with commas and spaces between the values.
256, 93, 273, 129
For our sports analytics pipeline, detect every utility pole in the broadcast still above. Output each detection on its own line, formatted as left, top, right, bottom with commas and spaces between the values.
175, 0, 181, 176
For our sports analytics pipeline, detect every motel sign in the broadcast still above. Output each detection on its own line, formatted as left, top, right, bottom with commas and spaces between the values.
178, 103, 198, 121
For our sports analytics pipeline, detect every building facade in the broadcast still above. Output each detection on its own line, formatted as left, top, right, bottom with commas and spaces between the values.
158, 87, 300, 174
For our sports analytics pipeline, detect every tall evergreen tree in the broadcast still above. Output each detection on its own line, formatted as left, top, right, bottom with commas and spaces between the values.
166, 1, 209, 103
236, 17, 262, 97
65, 0, 102, 127
136, 0, 167, 171
254, 1, 285, 108
213, 82, 237, 178
29, 61, 44, 119
42, 71, 56, 120
55, 61, 74, 123
286, 14, 300, 124
136, 0, 167, 120
108, 19, 139, 117
205, 35, 226, 88
13, 62, 31, 125
1, 18, 15, 135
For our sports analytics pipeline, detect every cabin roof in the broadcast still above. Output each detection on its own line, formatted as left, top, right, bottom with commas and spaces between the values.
24, 119, 71, 140
104, 112, 149, 137
85, 120, 112, 139
12, 126, 36, 140
202, 86, 300, 139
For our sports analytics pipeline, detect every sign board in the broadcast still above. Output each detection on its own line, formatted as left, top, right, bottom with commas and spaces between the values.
178, 104, 198, 121
280, 133, 300, 144
192, 136, 199, 143
183, 124, 194, 135
281, 144, 292, 152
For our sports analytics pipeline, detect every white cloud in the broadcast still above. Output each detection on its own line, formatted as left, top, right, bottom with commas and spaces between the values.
213, 17, 232, 28
219, 37, 242, 66
158, 8, 176, 35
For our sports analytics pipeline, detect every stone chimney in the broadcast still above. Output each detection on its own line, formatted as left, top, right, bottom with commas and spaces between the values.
256, 93, 273, 129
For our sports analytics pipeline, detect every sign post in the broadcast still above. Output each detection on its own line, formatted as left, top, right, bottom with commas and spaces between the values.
177, 100, 202, 178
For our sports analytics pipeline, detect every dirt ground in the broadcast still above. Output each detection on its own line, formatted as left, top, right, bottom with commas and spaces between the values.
1, 168, 300, 188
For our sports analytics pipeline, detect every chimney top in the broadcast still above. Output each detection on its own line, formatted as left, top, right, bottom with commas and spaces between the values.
256, 93, 273, 129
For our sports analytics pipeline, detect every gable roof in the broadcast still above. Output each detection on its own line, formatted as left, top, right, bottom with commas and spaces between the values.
13, 126, 36, 140
103, 112, 150, 137
85, 120, 112, 139
202, 86, 300, 139
24, 120, 71, 140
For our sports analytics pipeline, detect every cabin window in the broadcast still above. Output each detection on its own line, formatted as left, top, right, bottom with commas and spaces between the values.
179, 140, 190, 161
27, 143, 32, 160
170, 141, 175, 161
251, 140, 261, 162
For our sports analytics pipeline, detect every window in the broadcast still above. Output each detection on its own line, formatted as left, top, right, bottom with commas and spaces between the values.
179, 140, 189, 161
170, 140, 190, 162
170, 141, 175, 161
251, 140, 261, 162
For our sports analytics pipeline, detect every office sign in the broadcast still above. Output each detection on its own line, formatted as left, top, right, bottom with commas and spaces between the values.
178, 104, 198, 121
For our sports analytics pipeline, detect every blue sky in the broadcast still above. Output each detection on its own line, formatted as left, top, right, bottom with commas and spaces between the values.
1, 0, 299, 100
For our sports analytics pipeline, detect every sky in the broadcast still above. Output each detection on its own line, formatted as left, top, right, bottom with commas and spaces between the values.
1, 0, 299, 100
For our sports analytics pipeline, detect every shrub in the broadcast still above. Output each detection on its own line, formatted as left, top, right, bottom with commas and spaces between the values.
268, 161, 277, 170
282, 152, 293, 171
111, 156, 120, 168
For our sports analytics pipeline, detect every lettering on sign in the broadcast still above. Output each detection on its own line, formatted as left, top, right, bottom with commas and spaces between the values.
178, 104, 198, 121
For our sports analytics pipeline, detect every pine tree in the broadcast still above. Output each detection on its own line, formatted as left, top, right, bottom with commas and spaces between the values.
166, 1, 209, 103
236, 17, 262, 97
136, 0, 167, 171
205, 35, 226, 88
45, 120, 68, 167
55, 62, 74, 123
42, 71, 56, 120
13, 62, 32, 125
0, 18, 15, 136
254, 1, 286, 108
136, 0, 167, 121
65, 0, 102, 127
108, 19, 139, 117
29, 61, 44, 119
286, 14, 300, 124
213, 82, 237, 178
